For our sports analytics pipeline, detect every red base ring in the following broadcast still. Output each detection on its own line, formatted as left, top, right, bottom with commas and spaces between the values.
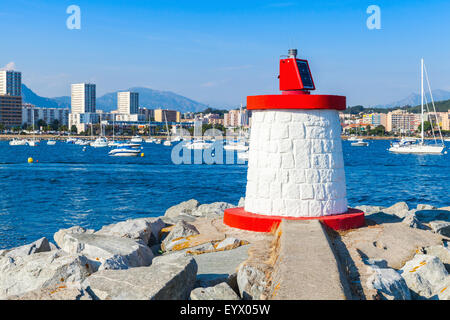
223, 207, 365, 232
247, 94, 346, 111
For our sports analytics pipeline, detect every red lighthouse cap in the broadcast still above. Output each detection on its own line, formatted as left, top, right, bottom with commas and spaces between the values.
247, 49, 346, 111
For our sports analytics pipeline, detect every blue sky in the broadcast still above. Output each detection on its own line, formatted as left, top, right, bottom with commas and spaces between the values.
0, 0, 449, 108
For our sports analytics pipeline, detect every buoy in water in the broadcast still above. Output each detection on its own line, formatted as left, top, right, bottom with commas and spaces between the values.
27, 157, 33, 163
141, 153, 144, 157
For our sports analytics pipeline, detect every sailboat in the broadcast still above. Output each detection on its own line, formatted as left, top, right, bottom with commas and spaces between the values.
389, 59, 445, 154
27, 108, 39, 146
90, 123, 108, 147
224, 104, 249, 151
163, 112, 172, 146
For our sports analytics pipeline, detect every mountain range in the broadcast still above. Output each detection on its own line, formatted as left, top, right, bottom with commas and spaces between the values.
371, 89, 450, 109
21, 84, 211, 113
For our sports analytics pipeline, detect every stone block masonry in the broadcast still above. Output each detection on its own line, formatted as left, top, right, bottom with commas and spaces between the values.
244, 109, 347, 217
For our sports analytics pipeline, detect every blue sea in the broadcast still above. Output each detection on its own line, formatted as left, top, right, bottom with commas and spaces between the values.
0, 139, 449, 249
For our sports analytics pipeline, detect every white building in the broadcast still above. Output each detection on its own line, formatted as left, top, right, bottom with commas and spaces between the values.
117, 91, 139, 115
22, 104, 69, 127
69, 112, 100, 133
71, 83, 96, 114
0, 70, 22, 96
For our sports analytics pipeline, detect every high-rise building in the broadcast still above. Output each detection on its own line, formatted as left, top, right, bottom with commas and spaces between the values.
71, 83, 96, 114
0, 70, 22, 127
0, 70, 22, 96
117, 91, 139, 115
386, 110, 420, 133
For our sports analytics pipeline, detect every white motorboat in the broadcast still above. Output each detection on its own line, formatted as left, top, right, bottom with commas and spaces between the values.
347, 136, 358, 141
444, 138, 450, 142
154, 139, 161, 144
117, 142, 141, 148
66, 137, 77, 144
389, 59, 445, 155
184, 139, 212, 150
27, 139, 39, 147
47, 140, 57, 145
130, 135, 143, 143
90, 137, 109, 148
9, 138, 27, 146
108, 141, 122, 147
163, 140, 172, 146
350, 139, 369, 147
108, 147, 141, 157
145, 138, 155, 143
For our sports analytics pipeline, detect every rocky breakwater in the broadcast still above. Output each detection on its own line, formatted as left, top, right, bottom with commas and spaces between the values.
0, 198, 275, 300
328, 202, 450, 300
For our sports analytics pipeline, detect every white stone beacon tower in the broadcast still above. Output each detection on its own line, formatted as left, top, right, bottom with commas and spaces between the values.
224, 49, 364, 232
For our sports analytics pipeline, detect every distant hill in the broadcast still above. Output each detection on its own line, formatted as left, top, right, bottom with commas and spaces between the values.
21, 84, 210, 113
345, 98, 450, 114
21, 84, 70, 109
96, 87, 209, 113
372, 89, 450, 109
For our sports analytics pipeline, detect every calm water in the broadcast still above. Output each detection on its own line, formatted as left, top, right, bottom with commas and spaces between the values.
0, 139, 449, 249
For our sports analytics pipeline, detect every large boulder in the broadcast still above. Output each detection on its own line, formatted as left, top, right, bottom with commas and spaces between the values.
402, 213, 427, 230
383, 202, 410, 219
0, 237, 51, 258
85, 253, 197, 300
429, 221, 450, 237
0, 250, 95, 299
192, 202, 235, 218
164, 199, 199, 220
6, 285, 92, 300
355, 205, 386, 215
364, 259, 411, 300
96, 217, 166, 246
417, 204, 437, 210
424, 245, 450, 268
400, 254, 450, 299
54, 226, 95, 246
55, 232, 154, 271
161, 220, 200, 252
237, 264, 267, 300
190, 282, 240, 300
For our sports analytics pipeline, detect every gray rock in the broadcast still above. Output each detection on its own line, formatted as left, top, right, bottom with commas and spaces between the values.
402, 213, 427, 230
54, 226, 94, 247
384, 202, 410, 218
85, 253, 197, 300
161, 220, 200, 252
164, 199, 199, 220
417, 204, 437, 210
193, 245, 249, 288
190, 282, 240, 300
355, 205, 386, 215
0, 237, 51, 258
96, 217, 166, 246
238, 197, 245, 207
0, 250, 95, 299
364, 259, 411, 300
55, 233, 154, 270
400, 254, 450, 299
237, 264, 267, 300
424, 245, 450, 268
192, 202, 235, 218
215, 237, 242, 251
7, 285, 93, 300
429, 221, 450, 237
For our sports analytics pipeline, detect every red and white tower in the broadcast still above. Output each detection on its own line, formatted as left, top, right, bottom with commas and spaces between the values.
224, 49, 365, 232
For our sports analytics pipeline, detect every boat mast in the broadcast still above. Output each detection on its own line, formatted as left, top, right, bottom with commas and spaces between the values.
421, 58, 424, 144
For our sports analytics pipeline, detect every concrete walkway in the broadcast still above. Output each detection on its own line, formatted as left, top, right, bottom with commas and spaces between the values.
271, 219, 351, 300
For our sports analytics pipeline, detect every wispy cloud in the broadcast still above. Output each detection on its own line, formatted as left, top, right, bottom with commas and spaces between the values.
1, 62, 16, 71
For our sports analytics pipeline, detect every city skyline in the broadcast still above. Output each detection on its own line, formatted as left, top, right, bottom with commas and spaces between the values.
1, 0, 449, 108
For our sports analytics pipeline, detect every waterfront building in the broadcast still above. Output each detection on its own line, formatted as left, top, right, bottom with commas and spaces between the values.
22, 104, 69, 127
224, 108, 249, 128
362, 113, 387, 128
117, 91, 139, 115
0, 70, 22, 96
68, 112, 100, 133
71, 83, 96, 114
386, 110, 420, 133
139, 107, 154, 121
0, 70, 22, 127
0, 95, 22, 127
154, 109, 181, 122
